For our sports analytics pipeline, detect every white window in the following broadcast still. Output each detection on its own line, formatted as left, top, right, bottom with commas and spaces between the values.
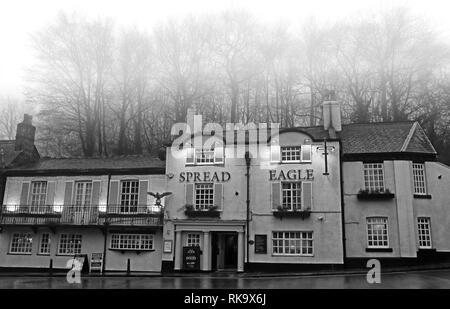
194, 183, 214, 210
367, 217, 389, 248
58, 234, 82, 255
39, 233, 51, 255
9, 233, 33, 254
272, 231, 313, 256
281, 182, 301, 210
363, 163, 385, 191
195, 148, 215, 164
417, 217, 432, 249
30, 181, 47, 211
110, 234, 154, 250
74, 181, 93, 211
412, 163, 427, 195
186, 233, 201, 247
281, 146, 301, 162
120, 180, 139, 213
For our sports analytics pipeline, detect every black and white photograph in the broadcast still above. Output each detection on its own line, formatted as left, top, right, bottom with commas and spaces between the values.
1, 0, 450, 301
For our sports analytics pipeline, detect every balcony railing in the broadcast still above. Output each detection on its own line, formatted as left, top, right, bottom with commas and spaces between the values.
0, 205, 163, 227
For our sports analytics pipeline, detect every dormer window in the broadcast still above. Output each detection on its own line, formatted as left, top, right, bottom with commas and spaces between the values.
271, 145, 312, 163
195, 148, 215, 164
281, 146, 301, 163
185, 142, 224, 166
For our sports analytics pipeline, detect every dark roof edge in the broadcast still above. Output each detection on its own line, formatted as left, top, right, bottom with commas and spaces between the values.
343, 152, 437, 162
4, 167, 166, 177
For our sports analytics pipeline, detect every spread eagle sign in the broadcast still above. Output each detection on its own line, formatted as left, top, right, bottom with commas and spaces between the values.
147, 191, 172, 206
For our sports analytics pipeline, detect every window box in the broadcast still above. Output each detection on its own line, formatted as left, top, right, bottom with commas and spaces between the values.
184, 204, 220, 218
273, 206, 311, 219
357, 189, 395, 200
365, 248, 393, 253
413, 194, 432, 199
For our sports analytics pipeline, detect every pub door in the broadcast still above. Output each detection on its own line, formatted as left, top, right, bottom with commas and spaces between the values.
211, 232, 238, 271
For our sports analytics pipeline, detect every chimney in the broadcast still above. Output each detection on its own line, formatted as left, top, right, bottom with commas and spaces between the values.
322, 90, 342, 137
15, 114, 36, 153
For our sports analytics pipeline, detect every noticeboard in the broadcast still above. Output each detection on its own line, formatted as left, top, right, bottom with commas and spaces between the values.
254, 235, 267, 254
183, 246, 201, 271
89, 253, 103, 273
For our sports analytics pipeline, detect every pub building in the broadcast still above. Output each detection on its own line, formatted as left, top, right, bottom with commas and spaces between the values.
1, 96, 450, 273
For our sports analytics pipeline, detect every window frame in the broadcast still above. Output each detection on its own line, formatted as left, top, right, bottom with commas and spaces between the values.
363, 163, 385, 192
186, 233, 201, 247
194, 148, 216, 165
366, 217, 389, 249
73, 181, 93, 212
29, 181, 48, 211
281, 181, 302, 210
412, 163, 427, 195
119, 180, 139, 213
280, 146, 301, 163
417, 217, 432, 249
194, 183, 215, 211
110, 233, 154, 251
271, 231, 313, 256
9, 233, 33, 255
58, 233, 82, 256
39, 233, 51, 255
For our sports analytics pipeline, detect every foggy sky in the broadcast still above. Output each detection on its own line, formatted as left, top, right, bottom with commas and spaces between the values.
1, 0, 450, 99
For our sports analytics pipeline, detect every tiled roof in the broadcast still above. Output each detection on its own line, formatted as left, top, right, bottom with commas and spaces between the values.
339, 121, 436, 155
8, 155, 165, 173
0, 140, 22, 168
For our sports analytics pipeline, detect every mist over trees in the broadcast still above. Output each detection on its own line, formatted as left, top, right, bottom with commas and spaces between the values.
10, 8, 450, 163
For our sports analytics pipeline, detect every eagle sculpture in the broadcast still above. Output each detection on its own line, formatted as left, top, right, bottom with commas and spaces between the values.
147, 191, 172, 206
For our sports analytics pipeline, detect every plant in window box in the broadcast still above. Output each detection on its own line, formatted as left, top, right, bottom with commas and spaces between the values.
274, 205, 311, 219
357, 188, 395, 200
184, 204, 220, 217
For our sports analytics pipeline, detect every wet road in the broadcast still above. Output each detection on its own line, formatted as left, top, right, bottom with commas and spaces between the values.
2, 269, 450, 288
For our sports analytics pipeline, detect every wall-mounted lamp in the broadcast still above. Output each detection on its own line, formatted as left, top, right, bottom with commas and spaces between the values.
166, 173, 174, 179
316, 139, 335, 175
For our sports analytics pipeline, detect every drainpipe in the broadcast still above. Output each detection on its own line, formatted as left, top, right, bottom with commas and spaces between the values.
102, 173, 111, 274
245, 151, 251, 267
339, 140, 347, 266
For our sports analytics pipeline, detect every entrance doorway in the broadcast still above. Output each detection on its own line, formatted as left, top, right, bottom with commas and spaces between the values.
211, 232, 238, 271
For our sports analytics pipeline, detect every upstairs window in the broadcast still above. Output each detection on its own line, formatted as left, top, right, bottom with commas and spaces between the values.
120, 180, 139, 213
195, 148, 215, 164
194, 183, 214, 210
281, 146, 301, 162
412, 163, 427, 195
30, 181, 47, 211
363, 163, 385, 192
74, 181, 93, 211
272, 144, 311, 163
281, 182, 302, 210
186, 144, 224, 166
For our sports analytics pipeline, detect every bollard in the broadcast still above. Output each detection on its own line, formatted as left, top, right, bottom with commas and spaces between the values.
49, 259, 53, 276
127, 258, 131, 276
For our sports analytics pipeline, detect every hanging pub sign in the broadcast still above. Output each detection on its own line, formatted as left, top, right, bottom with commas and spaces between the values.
183, 246, 201, 271
179, 171, 231, 183
269, 169, 314, 181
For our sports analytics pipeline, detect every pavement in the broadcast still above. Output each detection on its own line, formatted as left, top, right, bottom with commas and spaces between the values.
2, 268, 450, 288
